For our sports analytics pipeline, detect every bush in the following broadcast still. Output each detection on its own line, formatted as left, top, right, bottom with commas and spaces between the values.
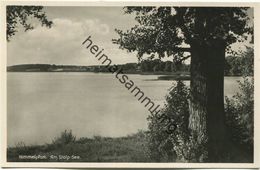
147, 81, 194, 162
147, 81, 210, 162
52, 129, 76, 146
225, 76, 254, 153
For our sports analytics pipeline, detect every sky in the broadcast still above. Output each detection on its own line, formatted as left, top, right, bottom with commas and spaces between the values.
7, 7, 140, 66
7, 7, 253, 66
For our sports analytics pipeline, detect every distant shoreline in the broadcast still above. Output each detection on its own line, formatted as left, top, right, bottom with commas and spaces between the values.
7, 64, 248, 79
7, 64, 187, 75
7, 70, 185, 75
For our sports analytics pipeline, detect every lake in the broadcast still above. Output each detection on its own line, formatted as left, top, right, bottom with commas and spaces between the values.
7, 72, 241, 146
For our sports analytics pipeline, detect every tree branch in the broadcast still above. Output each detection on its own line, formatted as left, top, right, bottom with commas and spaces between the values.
174, 55, 191, 64
179, 55, 191, 62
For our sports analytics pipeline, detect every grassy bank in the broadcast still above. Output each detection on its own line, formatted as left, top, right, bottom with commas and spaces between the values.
7, 131, 150, 162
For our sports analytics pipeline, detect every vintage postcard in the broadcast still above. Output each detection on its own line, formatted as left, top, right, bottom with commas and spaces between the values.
0, 0, 259, 168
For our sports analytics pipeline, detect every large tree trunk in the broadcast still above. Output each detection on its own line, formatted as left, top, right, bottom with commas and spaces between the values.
189, 40, 228, 162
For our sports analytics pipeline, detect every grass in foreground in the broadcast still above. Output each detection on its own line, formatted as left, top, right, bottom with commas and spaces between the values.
7, 130, 150, 162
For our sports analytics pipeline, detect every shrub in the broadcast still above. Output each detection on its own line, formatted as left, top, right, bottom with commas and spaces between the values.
225, 76, 254, 153
147, 80, 194, 162
52, 129, 76, 146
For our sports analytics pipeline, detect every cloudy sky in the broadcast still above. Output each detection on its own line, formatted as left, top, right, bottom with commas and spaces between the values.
7, 7, 253, 66
7, 6, 140, 66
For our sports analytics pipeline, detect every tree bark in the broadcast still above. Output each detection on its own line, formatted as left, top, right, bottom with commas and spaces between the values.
189, 40, 228, 162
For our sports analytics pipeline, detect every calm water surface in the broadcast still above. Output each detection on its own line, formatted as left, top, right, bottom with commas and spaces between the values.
7, 72, 241, 146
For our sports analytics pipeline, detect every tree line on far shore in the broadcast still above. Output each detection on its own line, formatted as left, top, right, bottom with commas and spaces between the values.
7, 50, 253, 76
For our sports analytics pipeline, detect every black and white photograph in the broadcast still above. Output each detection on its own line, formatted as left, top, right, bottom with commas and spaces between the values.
1, 1, 259, 168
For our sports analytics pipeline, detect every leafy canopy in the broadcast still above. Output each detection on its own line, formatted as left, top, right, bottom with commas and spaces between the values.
113, 7, 252, 61
6, 6, 53, 41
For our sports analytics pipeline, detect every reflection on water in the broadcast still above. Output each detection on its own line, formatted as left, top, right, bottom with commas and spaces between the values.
7, 72, 241, 146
